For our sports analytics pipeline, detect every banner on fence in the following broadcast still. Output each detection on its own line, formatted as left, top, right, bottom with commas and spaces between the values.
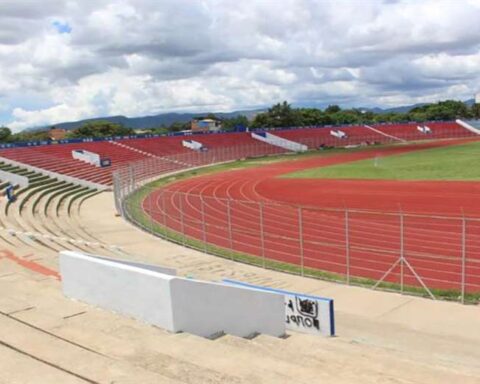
223, 279, 335, 336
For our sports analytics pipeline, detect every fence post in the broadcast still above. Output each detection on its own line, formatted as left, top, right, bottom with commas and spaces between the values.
162, 190, 167, 237
179, 193, 186, 246
201, 197, 207, 253
345, 209, 350, 284
400, 210, 404, 293
127, 165, 132, 194
227, 199, 234, 260
461, 215, 466, 304
147, 189, 154, 234
259, 202, 266, 268
298, 207, 304, 276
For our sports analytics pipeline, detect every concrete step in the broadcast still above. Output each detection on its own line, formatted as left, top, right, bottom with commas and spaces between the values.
0, 314, 184, 384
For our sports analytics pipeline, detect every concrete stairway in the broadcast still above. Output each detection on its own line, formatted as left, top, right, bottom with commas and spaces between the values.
0, 162, 124, 273
2, 257, 478, 384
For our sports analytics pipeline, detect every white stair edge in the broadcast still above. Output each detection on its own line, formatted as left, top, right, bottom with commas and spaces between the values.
456, 119, 480, 135
364, 125, 406, 142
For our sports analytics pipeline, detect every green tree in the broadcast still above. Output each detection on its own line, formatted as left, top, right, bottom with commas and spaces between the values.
0, 126, 12, 142
325, 105, 341, 114
252, 101, 302, 128
297, 108, 327, 125
150, 126, 170, 135
67, 121, 135, 138
10, 129, 51, 142
471, 103, 480, 119
222, 115, 249, 131
169, 121, 189, 132
409, 100, 470, 121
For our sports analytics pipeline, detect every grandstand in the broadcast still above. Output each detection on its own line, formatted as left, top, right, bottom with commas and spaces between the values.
273, 125, 385, 148
0, 120, 475, 189
370, 121, 475, 141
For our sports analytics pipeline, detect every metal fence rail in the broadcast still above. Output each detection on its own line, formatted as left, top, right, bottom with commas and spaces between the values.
113, 133, 480, 304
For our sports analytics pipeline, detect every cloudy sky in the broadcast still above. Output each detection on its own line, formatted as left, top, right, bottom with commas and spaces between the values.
1, 0, 480, 131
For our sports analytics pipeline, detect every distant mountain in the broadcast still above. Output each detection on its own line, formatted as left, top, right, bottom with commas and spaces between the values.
30, 109, 264, 132
360, 104, 429, 114
26, 99, 476, 132
360, 99, 475, 114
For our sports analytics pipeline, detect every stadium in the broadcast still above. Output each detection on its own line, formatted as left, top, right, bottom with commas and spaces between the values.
1, 117, 480, 382
3, 1, 480, 383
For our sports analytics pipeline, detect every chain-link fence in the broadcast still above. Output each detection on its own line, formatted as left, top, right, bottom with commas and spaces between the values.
113, 136, 480, 304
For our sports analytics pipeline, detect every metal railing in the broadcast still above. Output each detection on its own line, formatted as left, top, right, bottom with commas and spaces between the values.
113, 133, 480, 304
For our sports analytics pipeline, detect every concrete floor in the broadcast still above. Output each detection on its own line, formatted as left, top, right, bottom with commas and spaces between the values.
1, 191, 479, 383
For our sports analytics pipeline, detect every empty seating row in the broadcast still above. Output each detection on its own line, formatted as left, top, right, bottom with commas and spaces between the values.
273, 125, 386, 148
370, 121, 476, 141
0, 121, 474, 186
0, 141, 147, 185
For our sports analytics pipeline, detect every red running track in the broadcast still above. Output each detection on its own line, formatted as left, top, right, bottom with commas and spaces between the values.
141, 139, 480, 293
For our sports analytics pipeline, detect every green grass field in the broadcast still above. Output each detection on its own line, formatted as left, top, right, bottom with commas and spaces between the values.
283, 141, 480, 181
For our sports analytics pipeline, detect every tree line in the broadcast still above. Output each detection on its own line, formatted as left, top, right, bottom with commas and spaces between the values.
0, 99, 479, 142
0, 121, 136, 143
250, 100, 480, 128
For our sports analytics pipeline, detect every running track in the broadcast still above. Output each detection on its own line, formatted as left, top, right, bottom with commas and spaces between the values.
142, 139, 480, 293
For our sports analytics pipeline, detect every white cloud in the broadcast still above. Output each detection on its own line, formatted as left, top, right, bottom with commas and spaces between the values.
1, 0, 480, 131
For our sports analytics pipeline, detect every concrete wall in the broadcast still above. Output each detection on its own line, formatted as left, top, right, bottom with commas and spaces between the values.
265, 132, 308, 152
83, 253, 177, 276
330, 129, 346, 138
417, 126, 431, 134
456, 119, 480, 135
60, 251, 176, 330
223, 279, 335, 337
72, 149, 101, 167
60, 251, 285, 338
0, 169, 29, 188
251, 132, 307, 152
182, 140, 203, 150
171, 278, 285, 337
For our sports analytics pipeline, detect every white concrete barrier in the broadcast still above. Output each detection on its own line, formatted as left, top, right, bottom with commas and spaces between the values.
59, 251, 285, 338
330, 130, 346, 139
456, 119, 480, 135
223, 279, 335, 337
0, 169, 29, 188
364, 124, 406, 142
417, 125, 431, 134
182, 140, 203, 151
251, 132, 307, 152
72, 149, 102, 167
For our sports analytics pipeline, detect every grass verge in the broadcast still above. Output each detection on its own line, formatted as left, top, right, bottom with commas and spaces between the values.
284, 140, 480, 180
